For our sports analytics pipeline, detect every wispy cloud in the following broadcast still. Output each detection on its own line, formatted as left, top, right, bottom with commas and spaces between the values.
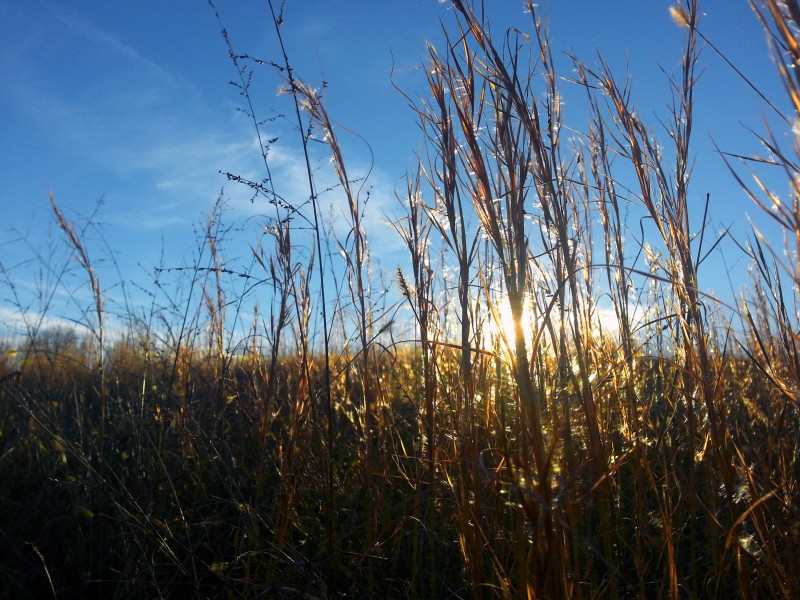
1, 0, 410, 330
0, 304, 94, 340
3, 4, 259, 226
56, 11, 197, 98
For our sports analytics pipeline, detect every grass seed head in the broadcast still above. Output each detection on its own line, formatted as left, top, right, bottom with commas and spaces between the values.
669, 4, 691, 29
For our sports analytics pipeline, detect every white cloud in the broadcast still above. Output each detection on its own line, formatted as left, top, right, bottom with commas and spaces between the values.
0, 305, 94, 341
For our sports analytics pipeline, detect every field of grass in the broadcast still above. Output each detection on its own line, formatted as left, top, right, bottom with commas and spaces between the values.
2, 1, 800, 598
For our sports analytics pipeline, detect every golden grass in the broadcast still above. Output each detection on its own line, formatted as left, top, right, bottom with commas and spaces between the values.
2, 0, 800, 597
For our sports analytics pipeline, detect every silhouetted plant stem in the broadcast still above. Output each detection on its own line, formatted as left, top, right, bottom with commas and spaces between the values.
266, 0, 336, 584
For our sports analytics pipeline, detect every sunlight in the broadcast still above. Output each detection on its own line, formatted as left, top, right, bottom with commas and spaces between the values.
480, 294, 654, 359
481, 293, 538, 355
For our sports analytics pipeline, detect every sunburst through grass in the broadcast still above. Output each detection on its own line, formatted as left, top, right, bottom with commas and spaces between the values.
2, 1, 800, 598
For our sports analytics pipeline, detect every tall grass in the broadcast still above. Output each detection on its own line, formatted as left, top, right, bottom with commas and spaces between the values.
1, 0, 799, 598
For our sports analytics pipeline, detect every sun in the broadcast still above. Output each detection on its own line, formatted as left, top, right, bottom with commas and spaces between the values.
480, 293, 537, 355
479, 292, 649, 360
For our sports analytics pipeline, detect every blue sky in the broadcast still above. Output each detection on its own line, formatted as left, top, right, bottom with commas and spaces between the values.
0, 0, 791, 341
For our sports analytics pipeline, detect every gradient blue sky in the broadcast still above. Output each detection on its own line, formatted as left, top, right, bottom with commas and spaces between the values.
0, 0, 790, 339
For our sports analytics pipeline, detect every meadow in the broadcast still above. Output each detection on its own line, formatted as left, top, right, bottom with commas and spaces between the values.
1, 1, 799, 598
